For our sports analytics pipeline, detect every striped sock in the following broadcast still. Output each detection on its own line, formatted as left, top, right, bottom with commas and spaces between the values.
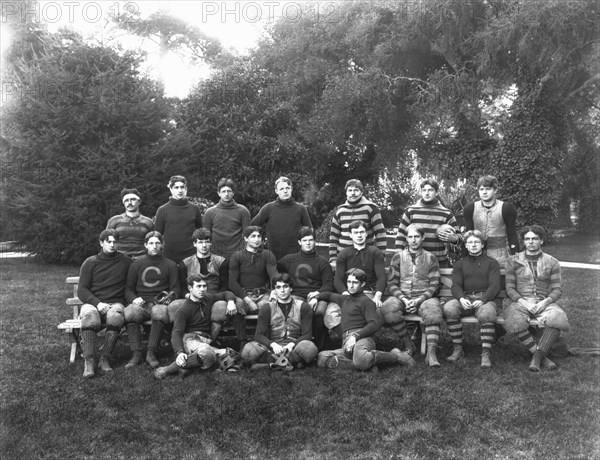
146, 320, 164, 352
425, 324, 441, 347
389, 319, 407, 341
447, 320, 463, 345
480, 323, 495, 349
103, 327, 120, 356
80, 329, 96, 359
538, 327, 561, 354
516, 330, 537, 354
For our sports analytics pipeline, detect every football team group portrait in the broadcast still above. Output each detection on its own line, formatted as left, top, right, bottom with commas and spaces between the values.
1, 1, 599, 459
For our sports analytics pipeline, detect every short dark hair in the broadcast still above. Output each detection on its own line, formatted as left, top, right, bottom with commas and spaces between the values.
243, 226, 262, 238
346, 268, 367, 283
145, 231, 163, 244
297, 226, 314, 240
99, 229, 119, 242
192, 228, 212, 242
520, 225, 546, 241
420, 179, 439, 192
272, 272, 294, 288
187, 273, 208, 287
217, 178, 235, 192
476, 175, 498, 189
349, 220, 367, 231
168, 175, 186, 188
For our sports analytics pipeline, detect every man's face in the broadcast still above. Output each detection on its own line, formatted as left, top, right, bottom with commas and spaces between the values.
420, 185, 437, 202
346, 186, 363, 204
218, 186, 234, 203
145, 236, 163, 256
299, 235, 315, 253
275, 181, 292, 201
189, 280, 208, 300
122, 196, 140, 213
245, 231, 262, 250
523, 231, 543, 253
194, 239, 211, 256
466, 236, 483, 256
274, 281, 292, 302
350, 226, 367, 246
100, 236, 117, 255
347, 275, 365, 294
478, 186, 496, 202
170, 181, 187, 200
406, 228, 423, 251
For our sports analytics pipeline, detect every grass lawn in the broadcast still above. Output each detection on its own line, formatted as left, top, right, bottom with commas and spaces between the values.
1, 237, 599, 460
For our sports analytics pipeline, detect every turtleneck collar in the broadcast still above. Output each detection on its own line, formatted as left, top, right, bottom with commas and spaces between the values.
169, 197, 189, 206
217, 199, 238, 208
146, 253, 164, 261
420, 198, 440, 206
276, 197, 295, 205
98, 250, 120, 261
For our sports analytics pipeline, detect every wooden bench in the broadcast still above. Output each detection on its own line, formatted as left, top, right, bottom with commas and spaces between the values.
403, 267, 540, 355
57, 276, 258, 363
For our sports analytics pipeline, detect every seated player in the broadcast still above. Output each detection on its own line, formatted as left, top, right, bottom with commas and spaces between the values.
317, 269, 415, 371
276, 227, 335, 350
228, 226, 278, 346
443, 230, 500, 368
242, 273, 318, 370
77, 229, 132, 378
381, 224, 442, 366
123, 231, 179, 368
154, 274, 239, 379
504, 225, 570, 372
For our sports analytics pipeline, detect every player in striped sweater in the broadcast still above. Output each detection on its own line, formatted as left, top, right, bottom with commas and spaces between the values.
395, 179, 461, 268
329, 179, 387, 270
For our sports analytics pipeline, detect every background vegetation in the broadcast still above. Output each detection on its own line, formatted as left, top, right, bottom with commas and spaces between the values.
1, 0, 599, 263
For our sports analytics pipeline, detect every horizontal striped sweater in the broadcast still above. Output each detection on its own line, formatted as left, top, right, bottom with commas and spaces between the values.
395, 199, 459, 264
329, 197, 387, 261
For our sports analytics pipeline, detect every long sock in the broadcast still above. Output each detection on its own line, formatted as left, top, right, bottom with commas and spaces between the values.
447, 320, 463, 345
425, 324, 440, 347
373, 351, 400, 367
185, 353, 204, 369
147, 320, 164, 352
537, 327, 561, 354
210, 322, 222, 341
103, 328, 120, 356
233, 314, 247, 342
126, 323, 141, 352
163, 361, 180, 375
388, 318, 407, 341
480, 323, 495, 350
80, 329, 96, 359
516, 330, 537, 354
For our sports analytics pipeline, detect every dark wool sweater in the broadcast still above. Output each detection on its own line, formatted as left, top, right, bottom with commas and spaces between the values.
451, 253, 501, 303
334, 246, 386, 294
125, 253, 180, 304
251, 198, 312, 260
171, 291, 235, 355
78, 251, 132, 306
277, 250, 334, 298
228, 248, 278, 298
319, 292, 379, 339
154, 197, 202, 264
203, 199, 251, 259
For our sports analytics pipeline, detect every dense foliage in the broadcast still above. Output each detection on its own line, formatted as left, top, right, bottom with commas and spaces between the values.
1, 0, 598, 262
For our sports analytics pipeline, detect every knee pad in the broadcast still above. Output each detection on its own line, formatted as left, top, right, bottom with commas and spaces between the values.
210, 301, 228, 322
381, 299, 404, 324
80, 306, 101, 330
240, 341, 265, 363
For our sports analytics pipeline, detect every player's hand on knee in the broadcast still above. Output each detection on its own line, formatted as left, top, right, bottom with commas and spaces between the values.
271, 343, 284, 355
226, 300, 237, 316
176, 353, 187, 367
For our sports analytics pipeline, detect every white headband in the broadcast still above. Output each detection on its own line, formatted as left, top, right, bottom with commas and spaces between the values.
122, 193, 140, 203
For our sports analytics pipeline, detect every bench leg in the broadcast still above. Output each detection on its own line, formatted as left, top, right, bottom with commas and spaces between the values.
68, 330, 80, 363
420, 322, 427, 355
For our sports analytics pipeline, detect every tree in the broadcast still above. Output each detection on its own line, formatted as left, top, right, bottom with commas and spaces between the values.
2, 25, 173, 263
